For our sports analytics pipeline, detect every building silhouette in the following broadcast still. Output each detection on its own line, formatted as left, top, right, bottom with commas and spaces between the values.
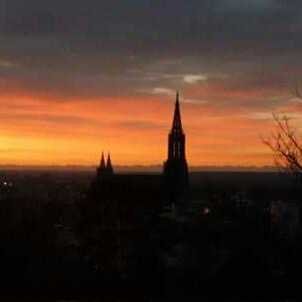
92, 91, 189, 213
97, 152, 114, 179
163, 92, 189, 210
87, 92, 190, 272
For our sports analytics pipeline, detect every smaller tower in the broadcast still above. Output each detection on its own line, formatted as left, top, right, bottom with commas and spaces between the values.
91, 152, 114, 201
96, 152, 114, 178
97, 152, 106, 177
106, 153, 114, 176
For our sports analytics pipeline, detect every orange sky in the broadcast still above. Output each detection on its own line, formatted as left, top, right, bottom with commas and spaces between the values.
1, 0, 302, 168
0, 89, 294, 168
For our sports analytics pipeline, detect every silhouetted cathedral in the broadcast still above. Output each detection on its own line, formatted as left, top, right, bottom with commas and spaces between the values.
92, 91, 189, 214
163, 92, 189, 209
88, 92, 190, 274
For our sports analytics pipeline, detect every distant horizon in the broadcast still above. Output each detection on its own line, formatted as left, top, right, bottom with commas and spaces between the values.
0, 164, 280, 173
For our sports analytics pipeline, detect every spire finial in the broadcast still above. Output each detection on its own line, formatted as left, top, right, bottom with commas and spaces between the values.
172, 91, 183, 131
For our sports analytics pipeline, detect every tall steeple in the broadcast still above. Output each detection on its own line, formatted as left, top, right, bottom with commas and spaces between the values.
164, 92, 189, 210
168, 92, 186, 160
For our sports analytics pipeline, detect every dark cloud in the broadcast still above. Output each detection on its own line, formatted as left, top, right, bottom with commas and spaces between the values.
2, 0, 302, 42
0, 0, 301, 108
1, 0, 301, 57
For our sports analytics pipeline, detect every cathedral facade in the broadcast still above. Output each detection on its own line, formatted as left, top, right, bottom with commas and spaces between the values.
93, 91, 189, 210
87, 92, 190, 274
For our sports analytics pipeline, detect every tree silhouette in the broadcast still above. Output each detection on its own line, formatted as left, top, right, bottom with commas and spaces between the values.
264, 113, 302, 177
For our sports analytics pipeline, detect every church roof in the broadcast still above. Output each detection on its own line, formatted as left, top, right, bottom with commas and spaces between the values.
172, 91, 183, 133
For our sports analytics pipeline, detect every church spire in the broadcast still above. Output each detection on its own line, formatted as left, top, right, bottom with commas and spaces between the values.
172, 91, 183, 133
100, 152, 106, 169
106, 153, 114, 175
164, 91, 189, 209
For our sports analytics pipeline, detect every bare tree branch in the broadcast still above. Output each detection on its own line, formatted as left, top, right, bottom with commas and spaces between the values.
263, 114, 302, 178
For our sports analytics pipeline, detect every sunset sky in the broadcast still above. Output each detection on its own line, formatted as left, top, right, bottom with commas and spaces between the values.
1, 0, 302, 167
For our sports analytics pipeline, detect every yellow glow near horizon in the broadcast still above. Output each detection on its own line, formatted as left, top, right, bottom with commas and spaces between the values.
0, 92, 285, 167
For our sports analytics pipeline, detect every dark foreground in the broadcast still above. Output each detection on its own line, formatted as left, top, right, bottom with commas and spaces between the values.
0, 170, 301, 301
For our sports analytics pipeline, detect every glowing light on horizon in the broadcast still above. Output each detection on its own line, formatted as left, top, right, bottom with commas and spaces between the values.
0, 92, 278, 167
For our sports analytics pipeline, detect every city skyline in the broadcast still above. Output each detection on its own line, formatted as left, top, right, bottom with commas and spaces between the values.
1, 1, 302, 167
